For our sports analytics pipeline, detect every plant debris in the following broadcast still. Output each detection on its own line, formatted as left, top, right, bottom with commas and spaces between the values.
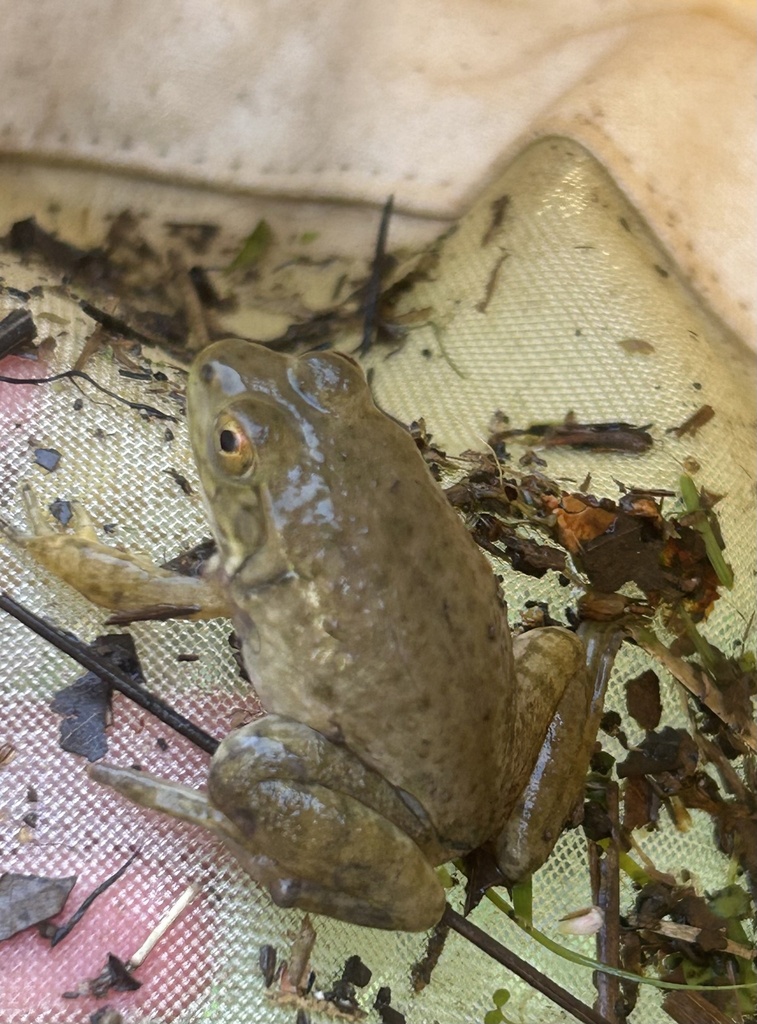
667, 405, 715, 439
226, 219, 274, 272
0, 872, 76, 941
50, 634, 148, 761
0, 307, 37, 358
63, 953, 141, 1000
481, 194, 511, 247
33, 447, 61, 472
43, 851, 139, 947
624, 670, 662, 731
488, 413, 654, 454
410, 917, 450, 992
89, 1007, 124, 1024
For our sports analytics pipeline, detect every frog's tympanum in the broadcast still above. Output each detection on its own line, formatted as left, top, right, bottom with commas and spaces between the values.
4, 341, 601, 931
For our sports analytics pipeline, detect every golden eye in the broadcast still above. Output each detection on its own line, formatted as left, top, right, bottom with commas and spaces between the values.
214, 413, 257, 476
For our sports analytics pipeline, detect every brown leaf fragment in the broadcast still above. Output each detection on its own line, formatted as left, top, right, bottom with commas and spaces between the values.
547, 494, 617, 553
617, 727, 699, 787
0, 872, 76, 941
622, 775, 660, 831
462, 845, 508, 915
341, 955, 372, 988
259, 944, 277, 987
579, 511, 668, 592
625, 670, 662, 730
667, 404, 715, 438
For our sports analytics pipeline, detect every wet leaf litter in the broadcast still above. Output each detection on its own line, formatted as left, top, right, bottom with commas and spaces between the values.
0, 208, 754, 1024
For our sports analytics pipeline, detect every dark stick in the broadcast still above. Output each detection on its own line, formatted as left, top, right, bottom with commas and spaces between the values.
442, 907, 613, 1024
590, 783, 622, 1022
0, 368, 176, 421
358, 195, 394, 356
50, 850, 140, 947
0, 592, 219, 755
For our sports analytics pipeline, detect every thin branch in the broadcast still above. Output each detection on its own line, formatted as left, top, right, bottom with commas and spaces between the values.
50, 851, 139, 946
442, 907, 613, 1024
0, 592, 218, 754
0, 368, 177, 421
126, 883, 201, 970
358, 195, 394, 356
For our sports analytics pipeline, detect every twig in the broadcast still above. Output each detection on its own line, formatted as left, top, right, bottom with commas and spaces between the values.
590, 783, 622, 1022
442, 907, 613, 1024
126, 883, 201, 970
0, 592, 218, 755
0, 368, 176, 421
648, 921, 754, 961
357, 195, 393, 356
50, 851, 139, 946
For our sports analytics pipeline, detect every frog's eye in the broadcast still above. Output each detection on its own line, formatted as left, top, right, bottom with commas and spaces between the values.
214, 413, 257, 476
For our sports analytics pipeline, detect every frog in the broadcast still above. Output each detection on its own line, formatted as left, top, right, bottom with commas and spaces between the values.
2, 339, 603, 932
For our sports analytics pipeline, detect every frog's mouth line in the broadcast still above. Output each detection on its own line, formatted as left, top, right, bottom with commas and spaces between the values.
232, 552, 298, 592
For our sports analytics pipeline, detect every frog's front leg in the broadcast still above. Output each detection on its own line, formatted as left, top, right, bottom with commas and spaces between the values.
92, 716, 447, 932
0, 484, 231, 621
495, 626, 601, 883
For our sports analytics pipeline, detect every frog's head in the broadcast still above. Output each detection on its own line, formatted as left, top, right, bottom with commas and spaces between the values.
187, 340, 369, 574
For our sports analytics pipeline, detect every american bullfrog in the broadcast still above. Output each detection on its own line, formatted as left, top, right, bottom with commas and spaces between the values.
3, 340, 601, 931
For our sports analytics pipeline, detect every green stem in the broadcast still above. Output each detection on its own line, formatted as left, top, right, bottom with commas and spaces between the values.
679, 474, 733, 589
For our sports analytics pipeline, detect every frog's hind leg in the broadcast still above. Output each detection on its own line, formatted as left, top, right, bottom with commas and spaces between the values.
495, 626, 601, 884
208, 715, 447, 931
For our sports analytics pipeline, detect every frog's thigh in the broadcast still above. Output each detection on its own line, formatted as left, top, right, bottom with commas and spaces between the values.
210, 716, 446, 931
496, 626, 591, 883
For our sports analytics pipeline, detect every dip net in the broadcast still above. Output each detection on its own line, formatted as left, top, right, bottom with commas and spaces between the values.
1, 138, 754, 1023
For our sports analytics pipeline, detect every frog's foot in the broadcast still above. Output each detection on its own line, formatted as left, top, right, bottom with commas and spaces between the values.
91, 720, 446, 931
496, 626, 598, 883
2, 484, 231, 621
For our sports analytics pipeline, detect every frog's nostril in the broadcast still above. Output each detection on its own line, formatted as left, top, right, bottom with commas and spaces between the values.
199, 362, 214, 383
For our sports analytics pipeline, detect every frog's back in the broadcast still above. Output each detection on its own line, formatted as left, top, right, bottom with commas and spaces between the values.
240, 392, 514, 854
